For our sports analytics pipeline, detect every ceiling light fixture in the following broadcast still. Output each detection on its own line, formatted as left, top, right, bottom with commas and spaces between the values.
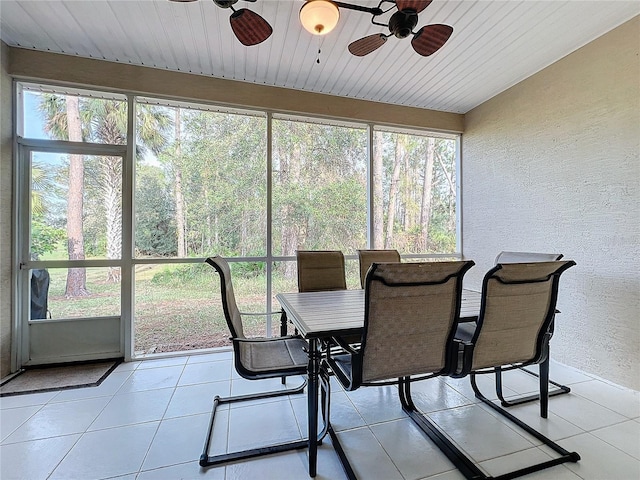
299, 0, 340, 36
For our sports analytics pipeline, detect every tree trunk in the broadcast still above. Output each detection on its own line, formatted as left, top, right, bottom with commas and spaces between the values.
420, 138, 436, 250
281, 138, 302, 279
385, 138, 402, 248
203, 184, 212, 254
372, 132, 384, 248
402, 143, 411, 232
104, 155, 122, 283
435, 149, 457, 232
175, 168, 186, 256
174, 108, 187, 257
64, 96, 89, 297
241, 209, 247, 256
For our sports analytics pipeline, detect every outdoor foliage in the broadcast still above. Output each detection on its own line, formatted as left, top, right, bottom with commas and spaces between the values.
30, 220, 65, 260
25, 88, 458, 354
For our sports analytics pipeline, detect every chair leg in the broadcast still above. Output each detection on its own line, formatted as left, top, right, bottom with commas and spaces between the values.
318, 364, 358, 480
280, 312, 288, 385
496, 342, 570, 409
496, 367, 570, 408
200, 378, 308, 468
470, 374, 579, 470
318, 368, 331, 443
539, 357, 550, 418
397, 375, 579, 480
399, 377, 486, 480
323, 380, 356, 480
327, 425, 358, 480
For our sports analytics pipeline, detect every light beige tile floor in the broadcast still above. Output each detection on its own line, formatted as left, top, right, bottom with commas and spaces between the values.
1, 351, 638, 480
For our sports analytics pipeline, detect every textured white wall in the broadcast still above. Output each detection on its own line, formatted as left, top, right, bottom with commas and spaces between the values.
462, 17, 639, 389
0, 41, 13, 377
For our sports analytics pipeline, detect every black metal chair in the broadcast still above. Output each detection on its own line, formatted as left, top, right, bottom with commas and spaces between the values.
199, 256, 309, 468
321, 260, 474, 479
454, 260, 575, 417
490, 251, 571, 407
433, 260, 580, 479
356, 249, 400, 288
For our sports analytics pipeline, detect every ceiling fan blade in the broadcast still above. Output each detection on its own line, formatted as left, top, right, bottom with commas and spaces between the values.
395, 0, 432, 14
348, 34, 387, 56
411, 24, 453, 56
229, 8, 273, 46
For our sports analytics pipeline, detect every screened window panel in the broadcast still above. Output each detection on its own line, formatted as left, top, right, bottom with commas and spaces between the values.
271, 118, 368, 256
372, 130, 457, 254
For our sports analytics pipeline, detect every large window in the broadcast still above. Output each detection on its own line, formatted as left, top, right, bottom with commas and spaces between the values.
133, 100, 268, 353
134, 100, 267, 259
373, 128, 458, 254
16, 82, 460, 359
272, 116, 368, 289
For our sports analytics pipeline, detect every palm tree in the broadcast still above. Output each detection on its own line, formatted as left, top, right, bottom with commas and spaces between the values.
41, 94, 89, 296
31, 161, 53, 218
40, 93, 172, 291
30, 161, 65, 261
82, 99, 171, 282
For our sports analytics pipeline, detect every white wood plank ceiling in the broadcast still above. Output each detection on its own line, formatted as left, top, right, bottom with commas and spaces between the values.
1, 0, 638, 113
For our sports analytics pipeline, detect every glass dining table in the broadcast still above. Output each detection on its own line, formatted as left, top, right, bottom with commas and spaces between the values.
276, 288, 481, 478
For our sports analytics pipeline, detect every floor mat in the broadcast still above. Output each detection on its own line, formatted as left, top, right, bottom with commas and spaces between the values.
0, 359, 122, 397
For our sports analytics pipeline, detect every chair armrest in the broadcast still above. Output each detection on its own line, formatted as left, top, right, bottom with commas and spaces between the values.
331, 336, 360, 355
449, 338, 474, 378
238, 309, 289, 337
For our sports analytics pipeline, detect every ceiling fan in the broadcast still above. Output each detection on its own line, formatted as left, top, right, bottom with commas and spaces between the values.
343, 0, 454, 57
169, 0, 453, 57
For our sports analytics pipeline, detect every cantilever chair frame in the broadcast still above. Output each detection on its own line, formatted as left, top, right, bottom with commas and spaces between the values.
200, 256, 310, 468
455, 261, 576, 414
322, 260, 475, 479
410, 261, 579, 480
327, 261, 580, 480
399, 261, 580, 480
493, 251, 570, 408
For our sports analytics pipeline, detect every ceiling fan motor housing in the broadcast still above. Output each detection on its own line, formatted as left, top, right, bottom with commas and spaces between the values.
389, 11, 418, 39
213, 0, 238, 8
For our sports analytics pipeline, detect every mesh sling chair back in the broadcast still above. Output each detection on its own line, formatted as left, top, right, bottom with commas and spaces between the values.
322, 260, 474, 478
200, 256, 309, 468
356, 249, 401, 289
489, 251, 570, 408
296, 250, 347, 292
459, 261, 574, 375
296, 250, 358, 348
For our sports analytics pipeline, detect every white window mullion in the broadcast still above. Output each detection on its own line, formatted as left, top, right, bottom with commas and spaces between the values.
266, 112, 273, 337
367, 123, 374, 249
121, 95, 136, 360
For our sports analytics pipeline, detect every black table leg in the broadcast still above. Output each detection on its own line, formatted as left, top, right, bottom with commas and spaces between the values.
307, 338, 320, 477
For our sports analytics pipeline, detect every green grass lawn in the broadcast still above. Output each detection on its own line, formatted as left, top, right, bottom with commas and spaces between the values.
40, 261, 361, 355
